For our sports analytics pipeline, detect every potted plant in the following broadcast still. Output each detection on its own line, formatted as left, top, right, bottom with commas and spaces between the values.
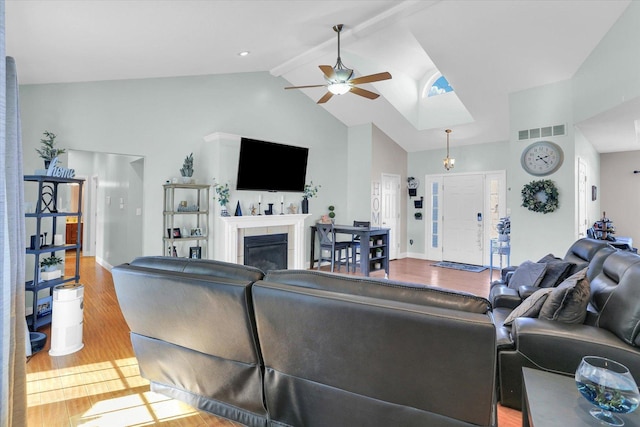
328, 205, 336, 222
40, 255, 63, 271
180, 153, 194, 183
36, 131, 66, 168
40, 255, 63, 281
213, 180, 230, 216
302, 181, 320, 214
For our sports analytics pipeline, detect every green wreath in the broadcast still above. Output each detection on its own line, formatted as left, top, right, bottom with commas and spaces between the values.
521, 179, 559, 214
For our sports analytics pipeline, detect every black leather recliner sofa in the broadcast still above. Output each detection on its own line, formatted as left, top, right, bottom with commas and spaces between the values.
112, 257, 498, 427
493, 248, 640, 409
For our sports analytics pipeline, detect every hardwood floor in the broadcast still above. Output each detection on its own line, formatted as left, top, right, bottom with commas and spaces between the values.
25, 255, 521, 427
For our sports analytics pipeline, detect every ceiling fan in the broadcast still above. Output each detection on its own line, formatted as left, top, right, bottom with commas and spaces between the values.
285, 24, 392, 104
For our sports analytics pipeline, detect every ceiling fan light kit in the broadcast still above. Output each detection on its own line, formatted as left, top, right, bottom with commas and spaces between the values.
285, 24, 392, 104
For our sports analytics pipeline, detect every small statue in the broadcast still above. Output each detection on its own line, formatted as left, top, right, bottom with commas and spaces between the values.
287, 203, 298, 214
250, 204, 257, 216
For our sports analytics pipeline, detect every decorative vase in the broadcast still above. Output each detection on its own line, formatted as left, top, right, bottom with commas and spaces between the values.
575, 356, 640, 426
44, 160, 51, 169
301, 198, 309, 214
220, 206, 230, 217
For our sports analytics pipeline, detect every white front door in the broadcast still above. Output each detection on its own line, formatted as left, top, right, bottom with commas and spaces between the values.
381, 173, 400, 260
442, 174, 484, 265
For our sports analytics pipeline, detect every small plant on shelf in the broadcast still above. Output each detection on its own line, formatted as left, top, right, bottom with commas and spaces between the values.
36, 131, 66, 167
40, 255, 63, 271
180, 153, 194, 178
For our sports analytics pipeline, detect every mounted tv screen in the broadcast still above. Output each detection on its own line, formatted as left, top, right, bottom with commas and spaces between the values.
236, 138, 308, 192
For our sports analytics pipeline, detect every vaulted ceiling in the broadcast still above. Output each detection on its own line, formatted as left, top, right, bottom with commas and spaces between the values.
6, 0, 635, 152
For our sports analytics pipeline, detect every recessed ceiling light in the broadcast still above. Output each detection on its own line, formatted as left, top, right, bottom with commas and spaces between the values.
238, 51, 250, 57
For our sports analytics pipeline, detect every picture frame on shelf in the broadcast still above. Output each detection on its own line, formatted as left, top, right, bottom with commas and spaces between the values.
189, 246, 202, 259
167, 245, 178, 257
36, 296, 53, 319
190, 227, 203, 236
168, 228, 181, 238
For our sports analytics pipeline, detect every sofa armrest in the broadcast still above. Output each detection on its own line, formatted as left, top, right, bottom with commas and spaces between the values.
489, 286, 522, 309
498, 317, 640, 409
511, 317, 640, 375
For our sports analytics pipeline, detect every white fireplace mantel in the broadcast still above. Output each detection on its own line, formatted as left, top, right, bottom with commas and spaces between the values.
219, 214, 311, 269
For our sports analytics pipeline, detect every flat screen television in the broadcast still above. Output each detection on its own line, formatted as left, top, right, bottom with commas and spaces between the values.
236, 138, 308, 192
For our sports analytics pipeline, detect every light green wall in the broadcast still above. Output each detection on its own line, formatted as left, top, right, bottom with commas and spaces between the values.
347, 124, 373, 223
19, 72, 349, 265
509, 80, 576, 263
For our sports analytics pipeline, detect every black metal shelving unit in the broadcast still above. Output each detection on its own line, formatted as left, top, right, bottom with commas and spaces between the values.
24, 175, 84, 330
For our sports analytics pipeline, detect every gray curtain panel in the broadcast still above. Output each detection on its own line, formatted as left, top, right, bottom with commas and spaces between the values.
0, 53, 27, 426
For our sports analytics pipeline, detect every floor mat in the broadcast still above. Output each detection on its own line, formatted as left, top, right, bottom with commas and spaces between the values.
432, 261, 487, 273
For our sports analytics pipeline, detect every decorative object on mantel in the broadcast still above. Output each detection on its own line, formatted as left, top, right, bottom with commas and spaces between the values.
265, 203, 274, 216
250, 204, 257, 215
36, 131, 66, 169
235, 201, 242, 216
213, 179, 230, 217
302, 181, 320, 214
180, 153, 194, 183
287, 203, 298, 214
521, 179, 559, 214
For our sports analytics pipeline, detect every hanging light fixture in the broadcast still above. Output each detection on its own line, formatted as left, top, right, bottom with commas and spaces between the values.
443, 129, 455, 171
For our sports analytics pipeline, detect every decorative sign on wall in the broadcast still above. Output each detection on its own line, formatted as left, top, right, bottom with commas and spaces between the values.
371, 181, 381, 226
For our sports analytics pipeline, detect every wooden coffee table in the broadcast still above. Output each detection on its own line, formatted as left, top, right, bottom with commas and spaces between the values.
522, 367, 640, 427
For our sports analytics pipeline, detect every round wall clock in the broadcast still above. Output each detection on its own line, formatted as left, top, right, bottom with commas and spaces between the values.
520, 141, 564, 176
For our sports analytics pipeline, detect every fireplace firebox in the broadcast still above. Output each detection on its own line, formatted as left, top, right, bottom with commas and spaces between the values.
244, 233, 288, 271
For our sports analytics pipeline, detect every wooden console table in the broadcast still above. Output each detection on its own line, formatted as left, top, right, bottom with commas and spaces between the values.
309, 224, 390, 277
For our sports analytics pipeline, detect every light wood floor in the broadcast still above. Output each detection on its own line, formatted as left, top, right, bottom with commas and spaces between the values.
26, 255, 522, 427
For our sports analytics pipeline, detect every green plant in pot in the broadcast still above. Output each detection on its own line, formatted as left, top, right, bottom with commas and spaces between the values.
328, 205, 336, 223
180, 152, 194, 182
36, 131, 66, 169
302, 181, 320, 214
40, 255, 63, 272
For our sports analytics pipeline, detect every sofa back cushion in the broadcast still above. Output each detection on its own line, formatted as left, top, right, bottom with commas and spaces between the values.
252, 280, 496, 426
130, 256, 264, 282
263, 269, 491, 314
595, 251, 640, 346
564, 238, 613, 275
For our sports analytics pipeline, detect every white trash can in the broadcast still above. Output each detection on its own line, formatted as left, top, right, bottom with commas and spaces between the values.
49, 283, 84, 356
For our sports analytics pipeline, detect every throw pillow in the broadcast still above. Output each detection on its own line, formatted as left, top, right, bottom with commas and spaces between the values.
538, 268, 590, 324
508, 261, 548, 289
537, 260, 574, 288
537, 253, 561, 263
503, 288, 554, 326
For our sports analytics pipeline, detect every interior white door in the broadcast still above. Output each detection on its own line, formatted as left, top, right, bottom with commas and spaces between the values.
381, 173, 400, 260
442, 174, 484, 265
578, 158, 588, 238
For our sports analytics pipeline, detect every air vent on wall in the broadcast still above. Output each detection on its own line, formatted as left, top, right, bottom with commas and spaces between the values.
518, 124, 566, 140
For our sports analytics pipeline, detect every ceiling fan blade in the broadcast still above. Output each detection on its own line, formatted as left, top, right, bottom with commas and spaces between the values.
350, 72, 392, 85
350, 86, 380, 100
319, 65, 336, 80
285, 84, 326, 90
317, 92, 334, 104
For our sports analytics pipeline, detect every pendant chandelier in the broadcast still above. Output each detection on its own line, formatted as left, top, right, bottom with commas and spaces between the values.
443, 129, 455, 171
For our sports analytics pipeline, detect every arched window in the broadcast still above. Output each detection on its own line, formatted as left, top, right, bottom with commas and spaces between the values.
427, 75, 453, 97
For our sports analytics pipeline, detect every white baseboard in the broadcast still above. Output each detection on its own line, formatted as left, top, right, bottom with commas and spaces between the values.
95, 256, 113, 271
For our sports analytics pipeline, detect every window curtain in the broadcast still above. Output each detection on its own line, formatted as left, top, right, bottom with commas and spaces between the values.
0, 5, 28, 423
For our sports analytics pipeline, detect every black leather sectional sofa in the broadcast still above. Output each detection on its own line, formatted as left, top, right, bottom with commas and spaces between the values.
491, 239, 640, 409
112, 256, 497, 427
112, 238, 640, 423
